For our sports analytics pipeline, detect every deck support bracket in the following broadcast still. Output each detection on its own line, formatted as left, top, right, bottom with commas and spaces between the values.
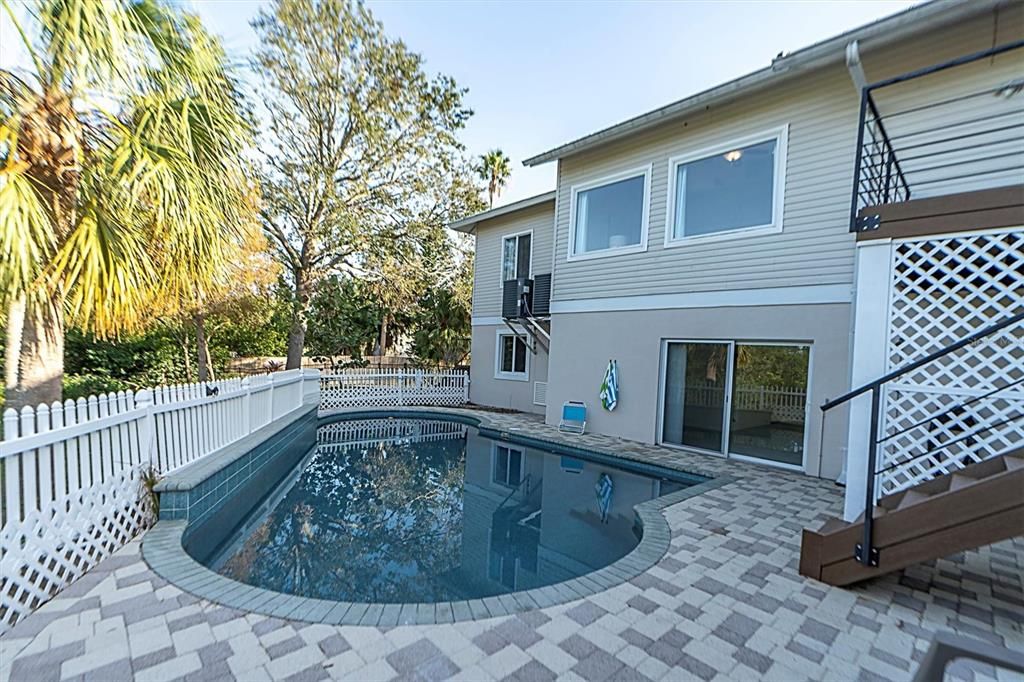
854, 543, 880, 567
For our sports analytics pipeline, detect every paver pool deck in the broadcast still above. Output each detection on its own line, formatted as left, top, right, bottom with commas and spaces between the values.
1, 409, 1021, 682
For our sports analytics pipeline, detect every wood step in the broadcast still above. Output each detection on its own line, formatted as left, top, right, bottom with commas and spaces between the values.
895, 489, 933, 510
799, 458, 1024, 586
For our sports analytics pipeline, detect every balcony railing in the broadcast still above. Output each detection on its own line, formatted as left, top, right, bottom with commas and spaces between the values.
850, 40, 1024, 232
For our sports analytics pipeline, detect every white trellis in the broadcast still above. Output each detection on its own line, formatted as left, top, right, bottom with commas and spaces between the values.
319, 369, 469, 410
878, 228, 1024, 494
0, 369, 317, 634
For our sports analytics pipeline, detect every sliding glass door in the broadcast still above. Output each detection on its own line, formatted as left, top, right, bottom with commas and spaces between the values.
661, 341, 810, 469
728, 344, 810, 468
661, 342, 731, 454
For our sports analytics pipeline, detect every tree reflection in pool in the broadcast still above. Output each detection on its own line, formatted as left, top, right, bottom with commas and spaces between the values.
214, 418, 685, 603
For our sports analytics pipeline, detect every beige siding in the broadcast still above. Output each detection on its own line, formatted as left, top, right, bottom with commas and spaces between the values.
550, 9, 1021, 303
471, 203, 555, 318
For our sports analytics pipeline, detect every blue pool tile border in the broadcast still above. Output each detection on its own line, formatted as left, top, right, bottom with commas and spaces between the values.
142, 408, 736, 625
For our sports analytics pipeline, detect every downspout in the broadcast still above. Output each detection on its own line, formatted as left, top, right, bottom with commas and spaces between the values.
835, 40, 868, 488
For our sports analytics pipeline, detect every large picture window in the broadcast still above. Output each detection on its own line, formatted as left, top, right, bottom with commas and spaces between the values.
667, 127, 786, 242
570, 167, 650, 258
495, 332, 528, 380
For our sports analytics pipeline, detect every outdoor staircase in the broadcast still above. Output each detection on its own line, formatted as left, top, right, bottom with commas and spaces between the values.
799, 448, 1024, 586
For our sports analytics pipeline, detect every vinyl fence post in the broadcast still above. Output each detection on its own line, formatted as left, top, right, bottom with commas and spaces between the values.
398, 369, 405, 406
241, 377, 252, 435
135, 389, 157, 471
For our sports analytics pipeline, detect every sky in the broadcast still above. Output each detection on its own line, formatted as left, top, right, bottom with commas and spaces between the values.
2, 0, 920, 207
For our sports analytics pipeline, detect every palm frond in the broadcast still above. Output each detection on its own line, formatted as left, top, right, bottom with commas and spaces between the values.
0, 165, 55, 304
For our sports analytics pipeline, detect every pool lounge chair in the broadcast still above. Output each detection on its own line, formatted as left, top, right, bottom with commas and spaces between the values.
559, 401, 587, 434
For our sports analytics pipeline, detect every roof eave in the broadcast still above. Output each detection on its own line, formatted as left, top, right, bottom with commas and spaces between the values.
447, 191, 556, 233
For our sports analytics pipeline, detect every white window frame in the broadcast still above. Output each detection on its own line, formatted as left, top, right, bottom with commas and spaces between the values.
663, 125, 788, 248
499, 229, 533, 285
494, 328, 530, 381
491, 442, 525, 488
567, 164, 652, 262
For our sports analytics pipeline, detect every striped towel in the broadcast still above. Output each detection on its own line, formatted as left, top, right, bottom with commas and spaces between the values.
600, 360, 618, 411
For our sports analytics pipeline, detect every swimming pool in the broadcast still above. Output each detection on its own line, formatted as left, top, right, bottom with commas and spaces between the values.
206, 417, 690, 603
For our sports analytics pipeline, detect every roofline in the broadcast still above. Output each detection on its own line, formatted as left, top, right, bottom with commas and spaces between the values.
448, 191, 556, 233
523, 0, 998, 167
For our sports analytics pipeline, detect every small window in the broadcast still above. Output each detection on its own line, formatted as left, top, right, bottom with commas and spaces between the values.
571, 169, 649, 257
496, 333, 528, 379
502, 232, 531, 282
668, 130, 785, 241
493, 445, 523, 487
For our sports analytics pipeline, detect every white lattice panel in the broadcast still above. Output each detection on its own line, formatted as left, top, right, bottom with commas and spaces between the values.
880, 228, 1024, 493
0, 465, 152, 635
320, 370, 469, 410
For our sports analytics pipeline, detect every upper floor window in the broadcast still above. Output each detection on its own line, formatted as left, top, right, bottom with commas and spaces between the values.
570, 166, 651, 259
667, 126, 787, 243
501, 232, 532, 282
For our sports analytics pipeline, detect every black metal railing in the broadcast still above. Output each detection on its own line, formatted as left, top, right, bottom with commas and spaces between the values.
850, 40, 1024, 232
822, 310, 1024, 567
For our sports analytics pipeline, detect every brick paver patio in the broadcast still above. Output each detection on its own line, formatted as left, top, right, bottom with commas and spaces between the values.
1, 410, 1021, 681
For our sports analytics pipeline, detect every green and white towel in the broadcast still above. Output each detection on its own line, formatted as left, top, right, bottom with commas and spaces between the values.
600, 359, 618, 411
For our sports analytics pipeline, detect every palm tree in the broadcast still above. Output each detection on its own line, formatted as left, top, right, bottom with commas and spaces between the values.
1, 0, 254, 410
476, 149, 511, 208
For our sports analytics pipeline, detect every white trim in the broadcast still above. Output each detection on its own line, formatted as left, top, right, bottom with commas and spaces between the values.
550, 284, 852, 314
494, 329, 530, 382
499, 229, 534, 286
448, 191, 555, 232
472, 316, 505, 327
567, 164, 652, 262
663, 125, 789, 248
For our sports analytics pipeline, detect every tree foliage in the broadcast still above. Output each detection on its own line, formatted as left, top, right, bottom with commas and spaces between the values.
252, 0, 475, 368
476, 149, 511, 208
1, 0, 256, 408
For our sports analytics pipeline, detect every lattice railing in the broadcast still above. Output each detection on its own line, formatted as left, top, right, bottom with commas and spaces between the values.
0, 465, 151, 634
878, 229, 1024, 493
319, 369, 469, 410
0, 369, 318, 634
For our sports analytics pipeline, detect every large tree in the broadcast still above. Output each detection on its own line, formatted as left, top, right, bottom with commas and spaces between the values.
0, 0, 253, 409
253, 0, 473, 369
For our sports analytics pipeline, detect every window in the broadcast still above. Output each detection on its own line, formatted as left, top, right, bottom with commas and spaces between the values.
570, 167, 651, 258
493, 445, 523, 487
495, 332, 528, 380
501, 232, 532, 282
667, 127, 787, 243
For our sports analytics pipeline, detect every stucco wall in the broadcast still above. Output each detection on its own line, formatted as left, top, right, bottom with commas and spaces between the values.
470, 324, 549, 415
543, 303, 852, 479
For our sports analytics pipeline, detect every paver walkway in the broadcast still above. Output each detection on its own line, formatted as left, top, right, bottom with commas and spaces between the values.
2, 410, 1021, 681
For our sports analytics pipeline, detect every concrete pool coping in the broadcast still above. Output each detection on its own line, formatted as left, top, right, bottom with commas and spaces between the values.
142, 408, 736, 626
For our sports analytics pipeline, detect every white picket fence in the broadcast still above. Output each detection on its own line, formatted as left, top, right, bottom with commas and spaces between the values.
685, 382, 808, 423
0, 368, 316, 634
319, 368, 469, 410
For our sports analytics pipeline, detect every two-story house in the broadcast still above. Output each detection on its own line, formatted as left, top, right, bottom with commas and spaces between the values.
451, 0, 1023, 519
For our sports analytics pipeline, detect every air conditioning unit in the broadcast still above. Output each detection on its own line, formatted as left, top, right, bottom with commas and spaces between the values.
503, 277, 533, 318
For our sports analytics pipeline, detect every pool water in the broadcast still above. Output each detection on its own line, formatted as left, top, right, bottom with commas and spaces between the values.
211, 417, 686, 603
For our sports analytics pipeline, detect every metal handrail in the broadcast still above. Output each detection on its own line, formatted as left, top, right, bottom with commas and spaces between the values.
847, 40, 1024, 232
821, 310, 1023, 567
822, 310, 1024, 412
